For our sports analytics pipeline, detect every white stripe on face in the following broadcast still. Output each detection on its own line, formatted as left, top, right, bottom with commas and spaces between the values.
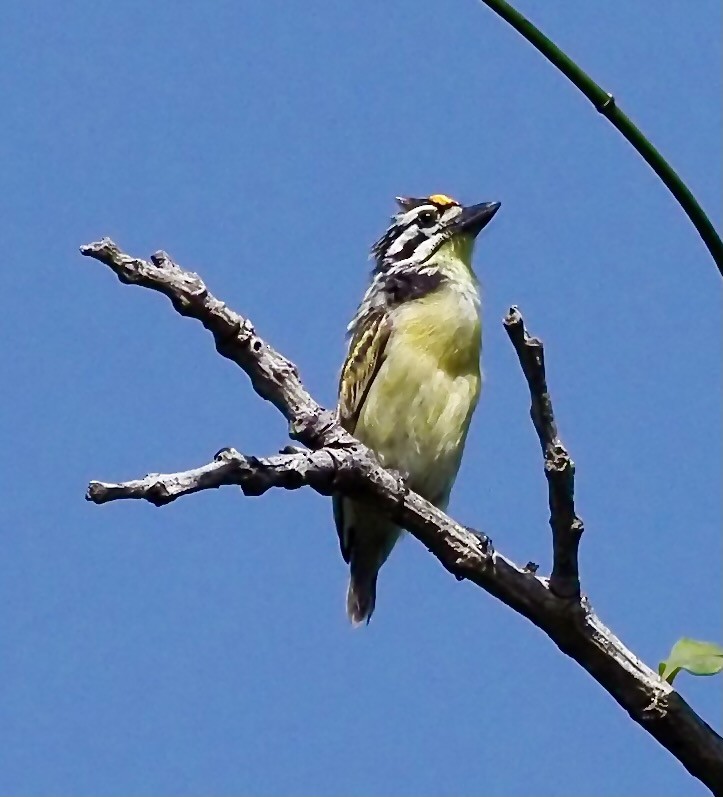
386, 223, 422, 257
373, 201, 465, 267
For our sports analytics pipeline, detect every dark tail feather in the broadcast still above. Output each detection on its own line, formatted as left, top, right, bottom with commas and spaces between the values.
346, 568, 378, 626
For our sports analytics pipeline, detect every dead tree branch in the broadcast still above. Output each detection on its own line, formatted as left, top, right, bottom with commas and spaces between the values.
504, 307, 584, 599
80, 238, 723, 794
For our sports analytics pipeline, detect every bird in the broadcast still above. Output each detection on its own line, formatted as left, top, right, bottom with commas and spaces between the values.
333, 193, 500, 624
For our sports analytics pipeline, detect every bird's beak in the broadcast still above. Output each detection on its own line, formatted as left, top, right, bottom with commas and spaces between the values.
456, 201, 501, 237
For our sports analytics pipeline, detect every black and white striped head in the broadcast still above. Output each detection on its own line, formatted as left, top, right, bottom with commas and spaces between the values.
371, 194, 500, 273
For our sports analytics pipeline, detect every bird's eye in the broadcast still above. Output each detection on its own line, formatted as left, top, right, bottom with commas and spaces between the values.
417, 209, 437, 226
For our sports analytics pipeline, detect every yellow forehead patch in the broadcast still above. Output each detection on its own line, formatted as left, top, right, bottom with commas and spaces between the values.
428, 194, 458, 207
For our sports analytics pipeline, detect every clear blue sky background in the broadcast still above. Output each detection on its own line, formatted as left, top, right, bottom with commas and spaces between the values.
0, 2, 720, 795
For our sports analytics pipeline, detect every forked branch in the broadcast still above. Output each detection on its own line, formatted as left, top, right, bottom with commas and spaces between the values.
80, 239, 723, 793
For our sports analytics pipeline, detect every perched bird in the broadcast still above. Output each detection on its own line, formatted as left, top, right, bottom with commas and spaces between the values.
334, 193, 500, 624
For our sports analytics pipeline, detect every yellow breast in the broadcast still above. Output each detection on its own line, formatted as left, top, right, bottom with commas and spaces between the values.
392, 285, 481, 377
355, 285, 482, 504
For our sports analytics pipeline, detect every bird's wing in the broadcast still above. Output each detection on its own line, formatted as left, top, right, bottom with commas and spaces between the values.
334, 309, 392, 562
337, 309, 392, 433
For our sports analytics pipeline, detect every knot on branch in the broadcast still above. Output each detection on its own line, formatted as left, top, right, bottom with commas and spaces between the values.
544, 442, 575, 475
150, 251, 176, 268
594, 92, 616, 115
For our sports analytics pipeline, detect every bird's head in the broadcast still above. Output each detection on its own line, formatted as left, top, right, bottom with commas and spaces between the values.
371, 194, 501, 273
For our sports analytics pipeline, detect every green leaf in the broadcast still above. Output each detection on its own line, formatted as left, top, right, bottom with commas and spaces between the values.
659, 638, 723, 684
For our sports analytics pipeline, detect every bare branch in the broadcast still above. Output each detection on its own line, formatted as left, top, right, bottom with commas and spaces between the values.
87, 445, 496, 584
81, 240, 723, 793
80, 238, 349, 450
88, 446, 373, 505
504, 306, 584, 599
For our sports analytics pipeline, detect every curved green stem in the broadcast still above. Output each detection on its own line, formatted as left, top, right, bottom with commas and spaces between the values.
479, 0, 723, 278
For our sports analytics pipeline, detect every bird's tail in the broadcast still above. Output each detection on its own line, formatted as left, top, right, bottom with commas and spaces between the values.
338, 500, 401, 626
346, 563, 379, 626
345, 520, 401, 625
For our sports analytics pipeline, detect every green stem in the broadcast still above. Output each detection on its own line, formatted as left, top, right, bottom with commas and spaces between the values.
479, 0, 723, 278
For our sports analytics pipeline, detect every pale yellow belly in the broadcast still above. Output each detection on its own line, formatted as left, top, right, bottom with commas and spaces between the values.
356, 340, 480, 507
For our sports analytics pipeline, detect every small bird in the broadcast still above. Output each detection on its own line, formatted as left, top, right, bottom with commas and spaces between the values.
334, 193, 500, 624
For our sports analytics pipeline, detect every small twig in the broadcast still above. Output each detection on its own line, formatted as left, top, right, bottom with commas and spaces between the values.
88, 446, 382, 505
87, 447, 338, 505
504, 306, 583, 599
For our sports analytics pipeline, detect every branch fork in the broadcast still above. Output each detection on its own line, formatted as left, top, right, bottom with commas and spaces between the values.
80, 238, 723, 793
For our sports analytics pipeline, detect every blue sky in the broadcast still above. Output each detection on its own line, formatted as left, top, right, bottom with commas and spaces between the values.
0, 1, 720, 795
